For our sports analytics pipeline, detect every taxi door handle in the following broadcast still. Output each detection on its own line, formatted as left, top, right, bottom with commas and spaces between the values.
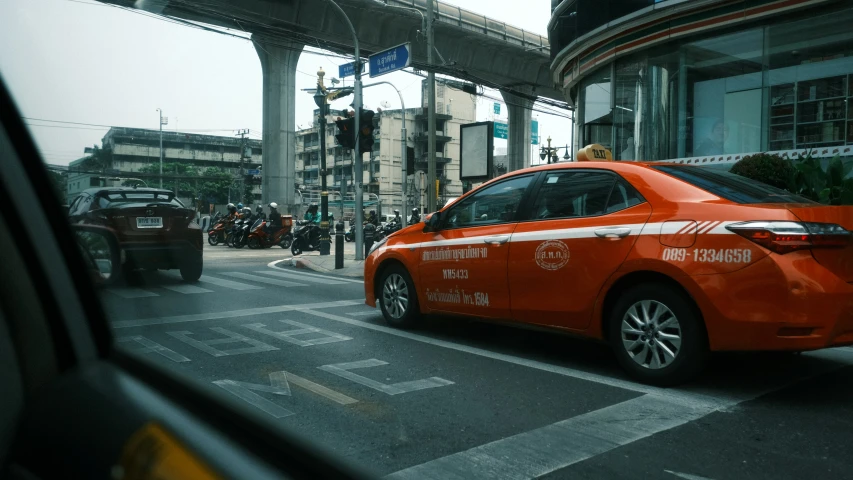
595, 227, 632, 238
483, 235, 510, 245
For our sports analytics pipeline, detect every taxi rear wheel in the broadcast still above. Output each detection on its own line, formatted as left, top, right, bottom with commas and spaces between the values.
378, 264, 419, 328
609, 283, 708, 386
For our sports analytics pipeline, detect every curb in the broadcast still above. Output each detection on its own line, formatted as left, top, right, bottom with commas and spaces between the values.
291, 256, 364, 278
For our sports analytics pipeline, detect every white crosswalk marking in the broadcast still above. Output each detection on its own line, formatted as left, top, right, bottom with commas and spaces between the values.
221, 272, 307, 287
254, 270, 350, 285
106, 287, 159, 299
162, 284, 214, 294
199, 274, 262, 291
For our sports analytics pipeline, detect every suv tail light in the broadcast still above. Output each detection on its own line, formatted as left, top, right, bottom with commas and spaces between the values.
726, 221, 851, 254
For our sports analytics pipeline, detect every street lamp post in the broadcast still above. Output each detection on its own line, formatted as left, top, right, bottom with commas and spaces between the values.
156, 108, 165, 188
314, 68, 331, 256
323, 0, 364, 260
538, 136, 562, 164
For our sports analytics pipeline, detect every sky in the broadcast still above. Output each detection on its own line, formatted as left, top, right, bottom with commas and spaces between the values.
0, 0, 572, 167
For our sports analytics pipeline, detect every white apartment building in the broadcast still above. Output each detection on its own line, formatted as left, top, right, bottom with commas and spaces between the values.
294, 79, 476, 214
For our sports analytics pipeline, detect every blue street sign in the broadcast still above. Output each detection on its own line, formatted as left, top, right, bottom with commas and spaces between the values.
494, 122, 508, 139
338, 61, 365, 78
246, 169, 260, 175
494, 103, 501, 115
369, 42, 411, 78
493, 121, 539, 144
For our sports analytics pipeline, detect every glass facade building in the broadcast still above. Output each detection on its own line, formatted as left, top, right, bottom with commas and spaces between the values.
549, 0, 853, 161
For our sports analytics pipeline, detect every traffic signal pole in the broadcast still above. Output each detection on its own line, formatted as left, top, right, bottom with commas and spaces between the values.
324, 0, 363, 260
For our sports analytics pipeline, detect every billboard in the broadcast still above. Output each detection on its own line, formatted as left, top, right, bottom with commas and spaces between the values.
460, 122, 494, 181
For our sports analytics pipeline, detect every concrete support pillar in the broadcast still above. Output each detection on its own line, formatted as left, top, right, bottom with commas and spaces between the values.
501, 90, 533, 172
254, 37, 303, 214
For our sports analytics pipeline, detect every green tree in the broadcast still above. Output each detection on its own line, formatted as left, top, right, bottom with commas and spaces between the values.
138, 162, 198, 196
47, 169, 68, 203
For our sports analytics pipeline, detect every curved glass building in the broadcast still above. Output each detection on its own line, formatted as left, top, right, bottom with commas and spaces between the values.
548, 0, 853, 161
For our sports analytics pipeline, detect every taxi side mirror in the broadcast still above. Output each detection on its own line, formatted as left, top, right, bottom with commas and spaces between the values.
424, 211, 442, 233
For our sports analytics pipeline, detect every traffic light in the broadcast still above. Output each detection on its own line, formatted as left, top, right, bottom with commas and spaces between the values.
334, 117, 355, 149
358, 109, 376, 155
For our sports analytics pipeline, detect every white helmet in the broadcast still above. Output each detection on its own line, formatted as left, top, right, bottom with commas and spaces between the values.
268, 202, 278, 209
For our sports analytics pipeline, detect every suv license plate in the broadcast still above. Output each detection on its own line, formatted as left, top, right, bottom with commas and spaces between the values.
137, 217, 163, 228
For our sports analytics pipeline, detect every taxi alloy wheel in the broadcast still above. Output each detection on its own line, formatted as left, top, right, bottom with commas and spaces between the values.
609, 283, 708, 386
621, 300, 682, 370
379, 265, 419, 328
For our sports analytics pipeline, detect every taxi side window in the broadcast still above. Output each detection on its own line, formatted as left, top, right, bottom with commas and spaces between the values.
443, 175, 532, 229
605, 178, 645, 213
531, 171, 615, 220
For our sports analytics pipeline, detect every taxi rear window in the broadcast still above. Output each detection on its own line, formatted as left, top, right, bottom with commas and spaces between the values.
653, 165, 815, 204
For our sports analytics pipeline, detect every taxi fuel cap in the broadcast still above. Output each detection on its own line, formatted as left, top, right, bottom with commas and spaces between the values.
576, 144, 613, 162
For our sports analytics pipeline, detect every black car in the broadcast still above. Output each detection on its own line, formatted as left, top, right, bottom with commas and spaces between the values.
68, 187, 203, 281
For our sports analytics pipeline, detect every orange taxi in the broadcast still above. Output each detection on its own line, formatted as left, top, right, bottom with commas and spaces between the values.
363, 146, 853, 385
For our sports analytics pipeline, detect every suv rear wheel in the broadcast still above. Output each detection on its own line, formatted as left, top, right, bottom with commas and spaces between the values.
608, 283, 708, 386
180, 254, 203, 282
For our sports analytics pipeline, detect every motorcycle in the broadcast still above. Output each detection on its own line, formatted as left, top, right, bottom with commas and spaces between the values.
290, 220, 322, 256
226, 216, 250, 248
207, 214, 234, 246
247, 215, 293, 249
344, 224, 355, 242
375, 219, 402, 241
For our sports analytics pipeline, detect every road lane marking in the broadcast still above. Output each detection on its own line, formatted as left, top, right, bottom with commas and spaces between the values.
221, 272, 307, 287
111, 299, 364, 328
199, 274, 262, 291
213, 377, 294, 418
385, 348, 853, 479
282, 371, 358, 405
116, 336, 190, 363
254, 270, 351, 285
386, 395, 713, 480
214, 371, 358, 418
300, 309, 665, 397
161, 284, 214, 294
167, 327, 278, 357
665, 471, 715, 480
347, 311, 380, 316
268, 259, 365, 284
106, 287, 159, 299
243, 320, 352, 347
318, 359, 454, 395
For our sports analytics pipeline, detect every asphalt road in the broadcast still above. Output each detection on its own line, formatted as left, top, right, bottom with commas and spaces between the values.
98, 247, 853, 479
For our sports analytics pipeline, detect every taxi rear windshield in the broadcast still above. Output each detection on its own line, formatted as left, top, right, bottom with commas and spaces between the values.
652, 165, 815, 204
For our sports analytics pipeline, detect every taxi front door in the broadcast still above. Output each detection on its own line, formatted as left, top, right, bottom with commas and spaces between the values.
507, 170, 652, 330
417, 175, 534, 320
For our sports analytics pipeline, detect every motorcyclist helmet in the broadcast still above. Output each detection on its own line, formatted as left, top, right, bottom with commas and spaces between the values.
227, 203, 236, 213
237, 203, 243, 209
243, 207, 252, 216
412, 208, 419, 214
268, 202, 278, 209
394, 210, 400, 214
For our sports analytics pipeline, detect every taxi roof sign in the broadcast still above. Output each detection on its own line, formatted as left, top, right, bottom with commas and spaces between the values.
576, 144, 612, 162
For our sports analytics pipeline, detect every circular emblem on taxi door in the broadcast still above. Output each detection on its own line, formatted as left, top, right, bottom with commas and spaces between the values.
535, 240, 570, 271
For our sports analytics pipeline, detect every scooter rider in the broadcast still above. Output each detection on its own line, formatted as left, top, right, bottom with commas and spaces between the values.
304, 203, 321, 225
409, 207, 421, 224
226, 203, 237, 219
266, 202, 281, 234
393, 209, 401, 225
367, 210, 379, 227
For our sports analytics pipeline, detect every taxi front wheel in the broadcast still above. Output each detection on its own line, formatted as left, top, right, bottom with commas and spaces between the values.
378, 264, 420, 328
609, 283, 709, 386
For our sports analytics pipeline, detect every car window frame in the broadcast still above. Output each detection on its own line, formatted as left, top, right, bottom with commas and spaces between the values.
517, 169, 647, 223
439, 173, 537, 231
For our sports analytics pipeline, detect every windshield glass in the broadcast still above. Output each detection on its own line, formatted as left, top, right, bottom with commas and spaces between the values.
6, 0, 853, 478
653, 165, 816, 204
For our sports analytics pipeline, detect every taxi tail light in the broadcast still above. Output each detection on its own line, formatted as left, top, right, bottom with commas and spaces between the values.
726, 221, 851, 254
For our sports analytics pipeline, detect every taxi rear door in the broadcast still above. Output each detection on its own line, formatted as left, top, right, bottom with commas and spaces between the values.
417, 174, 535, 319
507, 170, 651, 330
